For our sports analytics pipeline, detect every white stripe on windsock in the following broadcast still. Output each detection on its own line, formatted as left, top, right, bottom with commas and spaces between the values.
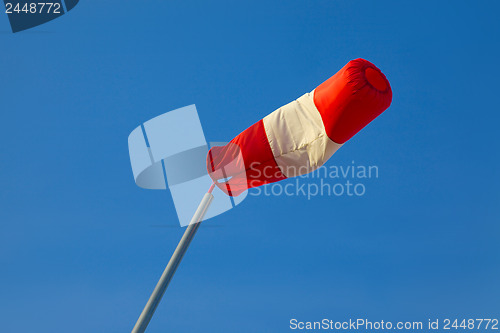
263, 91, 343, 178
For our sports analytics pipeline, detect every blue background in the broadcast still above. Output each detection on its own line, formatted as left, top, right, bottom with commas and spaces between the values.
1, 1, 499, 332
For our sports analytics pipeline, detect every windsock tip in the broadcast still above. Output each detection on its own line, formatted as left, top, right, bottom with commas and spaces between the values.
365, 66, 388, 92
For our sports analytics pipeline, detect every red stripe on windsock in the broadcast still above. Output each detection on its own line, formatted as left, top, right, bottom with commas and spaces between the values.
207, 119, 286, 196
313, 58, 392, 144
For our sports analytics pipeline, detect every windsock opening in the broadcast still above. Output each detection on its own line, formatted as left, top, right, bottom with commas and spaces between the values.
365, 67, 388, 92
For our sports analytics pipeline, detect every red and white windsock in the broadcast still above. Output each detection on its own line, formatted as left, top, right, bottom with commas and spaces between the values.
207, 58, 392, 196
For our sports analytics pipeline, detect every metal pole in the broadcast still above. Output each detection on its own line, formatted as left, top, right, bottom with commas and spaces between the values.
132, 184, 216, 333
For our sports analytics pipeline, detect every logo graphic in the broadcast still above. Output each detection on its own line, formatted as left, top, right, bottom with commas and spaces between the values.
128, 105, 247, 227
3, 0, 79, 33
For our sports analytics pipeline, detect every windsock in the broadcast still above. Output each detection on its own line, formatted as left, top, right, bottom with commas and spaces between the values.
207, 58, 392, 196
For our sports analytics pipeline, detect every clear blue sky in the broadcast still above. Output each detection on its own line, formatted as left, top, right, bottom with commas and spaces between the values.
1, 1, 499, 332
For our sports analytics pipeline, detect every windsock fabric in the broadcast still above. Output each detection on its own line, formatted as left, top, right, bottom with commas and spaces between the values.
207, 58, 392, 196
